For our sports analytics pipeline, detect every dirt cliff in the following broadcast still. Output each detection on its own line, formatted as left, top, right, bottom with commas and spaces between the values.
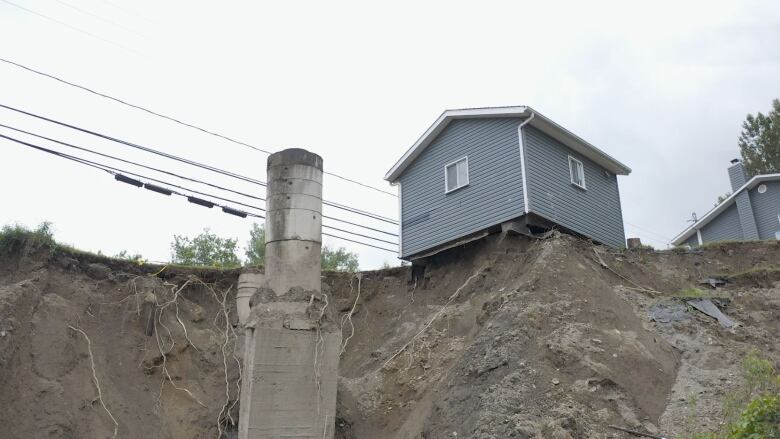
0, 233, 778, 438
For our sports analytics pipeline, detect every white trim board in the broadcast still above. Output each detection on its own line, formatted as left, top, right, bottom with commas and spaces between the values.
384, 106, 632, 182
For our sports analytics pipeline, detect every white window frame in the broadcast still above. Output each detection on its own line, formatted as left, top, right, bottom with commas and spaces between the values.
444, 156, 469, 194
568, 155, 587, 190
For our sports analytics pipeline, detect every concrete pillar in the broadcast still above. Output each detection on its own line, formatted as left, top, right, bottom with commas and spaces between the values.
237, 271, 265, 326
239, 148, 340, 439
265, 148, 323, 296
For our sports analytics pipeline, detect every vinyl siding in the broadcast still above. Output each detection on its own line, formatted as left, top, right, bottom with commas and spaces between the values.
523, 125, 626, 248
683, 233, 699, 247
699, 202, 743, 242
397, 118, 525, 257
749, 180, 780, 240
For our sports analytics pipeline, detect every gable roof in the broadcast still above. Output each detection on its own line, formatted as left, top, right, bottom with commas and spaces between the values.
384, 106, 632, 182
671, 173, 780, 245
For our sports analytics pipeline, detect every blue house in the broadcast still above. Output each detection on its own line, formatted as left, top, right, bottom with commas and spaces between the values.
672, 159, 780, 247
384, 106, 632, 260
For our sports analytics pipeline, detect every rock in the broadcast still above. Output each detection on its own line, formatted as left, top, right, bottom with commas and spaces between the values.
57, 257, 78, 270
86, 263, 111, 280
552, 378, 560, 385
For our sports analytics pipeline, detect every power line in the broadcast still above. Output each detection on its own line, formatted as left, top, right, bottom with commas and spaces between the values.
0, 57, 398, 197
0, 122, 398, 237
0, 122, 264, 201
52, 0, 145, 37
0, 102, 399, 225
322, 232, 397, 253
0, 0, 140, 55
624, 221, 672, 243
1, 132, 399, 250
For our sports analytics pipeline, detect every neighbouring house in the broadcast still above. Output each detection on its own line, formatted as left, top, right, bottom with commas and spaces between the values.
672, 159, 780, 247
384, 106, 632, 260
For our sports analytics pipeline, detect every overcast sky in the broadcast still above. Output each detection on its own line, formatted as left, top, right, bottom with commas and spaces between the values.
1, 0, 778, 269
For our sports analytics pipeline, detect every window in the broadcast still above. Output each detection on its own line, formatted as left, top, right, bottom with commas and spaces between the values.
445, 157, 469, 193
568, 156, 586, 189
757, 184, 767, 194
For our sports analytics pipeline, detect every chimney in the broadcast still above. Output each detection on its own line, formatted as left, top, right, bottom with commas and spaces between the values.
727, 158, 748, 192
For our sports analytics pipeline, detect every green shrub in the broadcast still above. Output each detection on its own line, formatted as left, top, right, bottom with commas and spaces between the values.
681, 351, 779, 439
0, 222, 56, 256
728, 393, 779, 439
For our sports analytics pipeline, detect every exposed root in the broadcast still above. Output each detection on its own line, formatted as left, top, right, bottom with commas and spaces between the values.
592, 248, 666, 295
68, 324, 119, 439
380, 265, 487, 372
152, 306, 207, 408
339, 273, 362, 356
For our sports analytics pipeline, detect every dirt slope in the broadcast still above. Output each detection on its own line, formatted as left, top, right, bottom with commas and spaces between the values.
1, 234, 778, 438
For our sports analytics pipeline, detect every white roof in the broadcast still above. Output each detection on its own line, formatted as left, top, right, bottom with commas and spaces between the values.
671, 173, 780, 245
384, 106, 631, 182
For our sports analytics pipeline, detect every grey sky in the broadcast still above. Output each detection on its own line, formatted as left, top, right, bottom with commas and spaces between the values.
1, 0, 778, 268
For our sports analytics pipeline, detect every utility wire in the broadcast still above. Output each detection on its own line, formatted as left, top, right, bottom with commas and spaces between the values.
1, 132, 399, 249
322, 232, 397, 253
0, 122, 398, 237
0, 102, 399, 225
51, 0, 145, 37
0, 122, 263, 201
0, 0, 140, 55
624, 221, 672, 243
0, 58, 398, 197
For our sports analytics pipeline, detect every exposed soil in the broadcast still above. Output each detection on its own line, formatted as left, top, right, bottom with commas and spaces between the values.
1, 234, 778, 438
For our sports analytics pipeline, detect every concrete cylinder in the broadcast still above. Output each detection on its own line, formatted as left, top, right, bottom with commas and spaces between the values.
265, 148, 323, 296
236, 272, 265, 325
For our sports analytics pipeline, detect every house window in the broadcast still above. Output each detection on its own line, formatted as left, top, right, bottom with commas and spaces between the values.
568, 156, 586, 189
445, 157, 469, 193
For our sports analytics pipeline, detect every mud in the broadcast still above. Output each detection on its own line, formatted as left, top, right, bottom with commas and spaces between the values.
0, 234, 778, 438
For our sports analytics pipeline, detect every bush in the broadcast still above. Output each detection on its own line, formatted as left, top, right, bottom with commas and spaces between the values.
728, 393, 779, 439
170, 229, 241, 268
0, 222, 56, 256
682, 351, 779, 439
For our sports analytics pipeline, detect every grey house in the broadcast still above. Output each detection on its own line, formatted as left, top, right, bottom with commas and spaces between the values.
384, 106, 632, 260
672, 160, 780, 247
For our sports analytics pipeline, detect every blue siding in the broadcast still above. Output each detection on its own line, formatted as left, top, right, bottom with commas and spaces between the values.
398, 118, 525, 257
749, 181, 780, 240
523, 126, 626, 248
683, 233, 699, 247
700, 202, 743, 242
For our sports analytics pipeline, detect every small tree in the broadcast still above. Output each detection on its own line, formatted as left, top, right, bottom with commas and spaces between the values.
170, 229, 241, 267
321, 245, 359, 272
244, 222, 266, 266
738, 98, 780, 177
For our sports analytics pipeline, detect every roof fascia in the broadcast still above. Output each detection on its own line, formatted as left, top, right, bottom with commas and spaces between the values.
385, 106, 632, 182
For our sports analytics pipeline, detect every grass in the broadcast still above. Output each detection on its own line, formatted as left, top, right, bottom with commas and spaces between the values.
714, 265, 780, 280
676, 287, 708, 298
698, 239, 780, 250
678, 351, 779, 439
0, 222, 57, 257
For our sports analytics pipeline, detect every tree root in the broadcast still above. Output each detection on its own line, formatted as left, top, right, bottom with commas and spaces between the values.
380, 265, 487, 372
67, 324, 119, 439
339, 273, 362, 356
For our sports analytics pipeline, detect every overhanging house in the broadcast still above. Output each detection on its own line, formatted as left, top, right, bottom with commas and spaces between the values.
672, 159, 780, 247
384, 106, 632, 260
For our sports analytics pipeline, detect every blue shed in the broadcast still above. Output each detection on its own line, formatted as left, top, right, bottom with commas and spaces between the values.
385, 106, 632, 260
672, 159, 780, 247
